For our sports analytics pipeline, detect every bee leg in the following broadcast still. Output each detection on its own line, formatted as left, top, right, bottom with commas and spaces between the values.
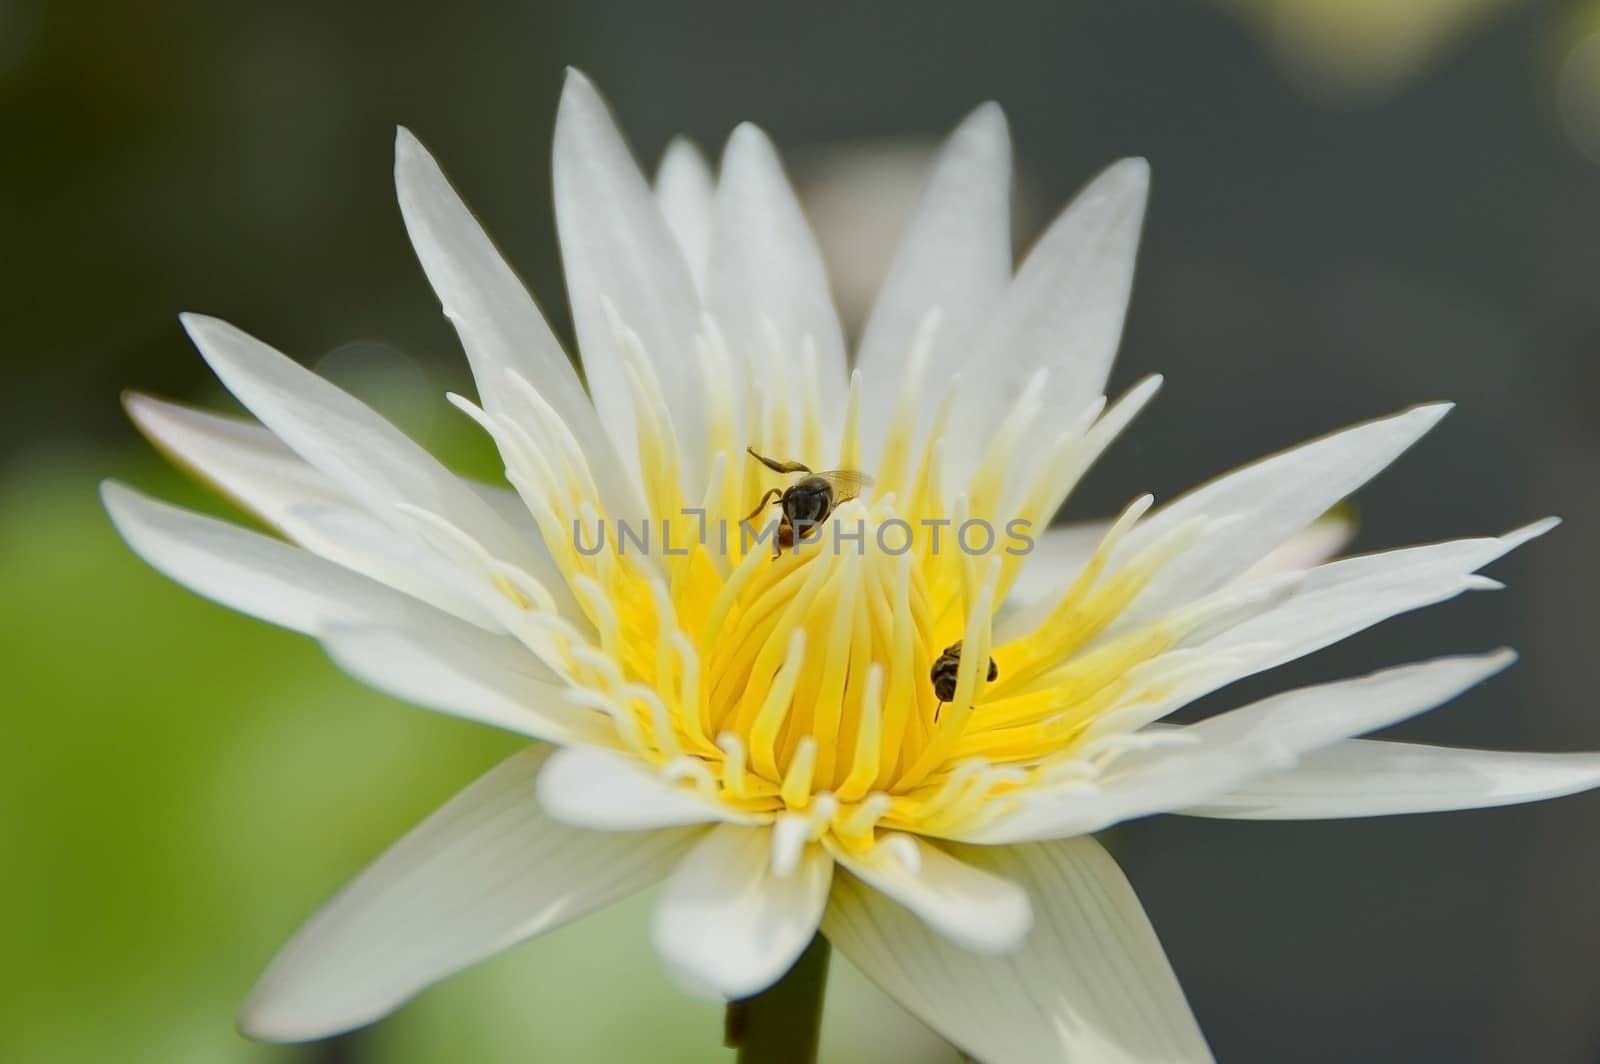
934, 700, 945, 723
746, 447, 812, 475
771, 521, 795, 559
741, 488, 782, 525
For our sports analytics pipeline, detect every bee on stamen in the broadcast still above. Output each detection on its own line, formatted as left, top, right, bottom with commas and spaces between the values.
743, 447, 871, 555
930, 640, 998, 722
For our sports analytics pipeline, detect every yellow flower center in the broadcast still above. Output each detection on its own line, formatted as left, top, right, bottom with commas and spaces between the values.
456, 320, 1189, 849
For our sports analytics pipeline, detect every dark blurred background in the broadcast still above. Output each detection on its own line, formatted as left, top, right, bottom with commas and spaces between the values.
4, 1, 1599, 1061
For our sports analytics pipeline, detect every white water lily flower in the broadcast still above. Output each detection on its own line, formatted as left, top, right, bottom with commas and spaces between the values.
103, 70, 1600, 1062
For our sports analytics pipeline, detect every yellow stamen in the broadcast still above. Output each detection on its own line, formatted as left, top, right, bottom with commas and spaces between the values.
475, 313, 1194, 850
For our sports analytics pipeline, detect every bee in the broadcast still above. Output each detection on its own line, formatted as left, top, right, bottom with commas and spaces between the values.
743, 447, 871, 553
931, 640, 998, 721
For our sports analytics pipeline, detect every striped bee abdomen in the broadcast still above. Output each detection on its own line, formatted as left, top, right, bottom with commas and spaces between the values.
930, 640, 998, 705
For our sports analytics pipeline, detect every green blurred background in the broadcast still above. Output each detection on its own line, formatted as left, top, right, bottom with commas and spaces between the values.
5, 1, 1600, 1061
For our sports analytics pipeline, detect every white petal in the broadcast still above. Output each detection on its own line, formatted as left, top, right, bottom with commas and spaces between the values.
318, 624, 611, 746
1188, 650, 1515, 749
464, 478, 545, 534
284, 501, 504, 627
1112, 403, 1450, 626
855, 102, 1011, 454
1182, 738, 1600, 819
705, 123, 849, 413
102, 481, 451, 637
1002, 521, 1112, 612
105, 482, 577, 741
394, 128, 641, 520
651, 823, 831, 999
178, 314, 570, 607
830, 834, 1031, 954
1099, 523, 1557, 730
536, 745, 746, 829
125, 394, 513, 627
241, 746, 700, 1041
1202, 521, 1552, 661
954, 158, 1148, 459
1006, 512, 1354, 627
125, 392, 346, 525
553, 70, 705, 488
655, 137, 715, 291
969, 651, 1516, 844
128, 392, 537, 537
1243, 510, 1355, 577
825, 837, 1211, 1063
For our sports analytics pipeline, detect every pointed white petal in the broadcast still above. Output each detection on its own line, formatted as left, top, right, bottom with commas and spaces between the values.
1098, 523, 1558, 730
969, 651, 1516, 844
1201, 522, 1552, 661
104, 482, 576, 740
177, 314, 569, 607
1002, 521, 1111, 611
125, 394, 516, 627
655, 137, 715, 291
124, 392, 346, 525
394, 128, 641, 520
553, 70, 705, 486
536, 745, 749, 829
825, 837, 1211, 1063
955, 158, 1148, 452
855, 102, 1011, 453
1243, 509, 1355, 577
241, 747, 700, 1041
102, 481, 452, 637
1186, 650, 1516, 750
1005, 511, 1353, 628
705, 123, 849, 410
283, 501, 505, 627
830, 835, 1031, 954
1113, 403, 1450, 626
1183, 738, 1600, 819
318, 623, 611, 746
651, 823, 831, 999
128, 393, 539, 540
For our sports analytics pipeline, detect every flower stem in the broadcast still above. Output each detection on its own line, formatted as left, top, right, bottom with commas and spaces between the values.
724, 933, 831, 1064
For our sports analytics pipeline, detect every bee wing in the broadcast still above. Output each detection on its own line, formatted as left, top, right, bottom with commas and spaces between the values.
816, 469, 873, 503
